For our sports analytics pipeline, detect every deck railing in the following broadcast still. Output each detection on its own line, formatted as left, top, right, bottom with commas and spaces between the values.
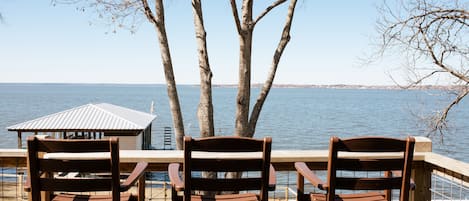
0, 137, 467, 200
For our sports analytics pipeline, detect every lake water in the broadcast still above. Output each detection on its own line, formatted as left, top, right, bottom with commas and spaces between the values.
0, 83, 467, 162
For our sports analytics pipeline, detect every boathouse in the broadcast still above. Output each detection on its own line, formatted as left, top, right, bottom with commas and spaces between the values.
7, 103, 156, 150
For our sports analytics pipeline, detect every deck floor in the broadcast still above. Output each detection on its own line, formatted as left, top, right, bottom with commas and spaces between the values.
0, 182, 287, 201
0, 182, 171, 201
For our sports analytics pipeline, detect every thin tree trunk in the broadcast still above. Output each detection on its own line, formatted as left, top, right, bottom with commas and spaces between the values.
142, 0, 185, 149
192, 0, 214, 138
248, 0, 297, 137
192, 1, 217, 195
235, 0, 254, 138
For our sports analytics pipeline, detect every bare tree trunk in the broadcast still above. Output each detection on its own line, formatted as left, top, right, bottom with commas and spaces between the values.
231, 0, 296, 138
192, 0, 214, 138
192, 1, 217, 194
142, 0, 185, 149
234, 0, 254, 138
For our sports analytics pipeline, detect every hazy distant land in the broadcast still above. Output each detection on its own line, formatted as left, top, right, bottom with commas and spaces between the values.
213, 84, 464, 90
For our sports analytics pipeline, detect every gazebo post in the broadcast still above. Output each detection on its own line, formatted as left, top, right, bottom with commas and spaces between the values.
148, 124, 152, 149
143, 124, 152, 150
17, 131, 22, 149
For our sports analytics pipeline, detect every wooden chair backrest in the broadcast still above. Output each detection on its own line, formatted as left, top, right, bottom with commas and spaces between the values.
183, 136, 272, 201
27, 136, 121, 201
327, 136, 415, 201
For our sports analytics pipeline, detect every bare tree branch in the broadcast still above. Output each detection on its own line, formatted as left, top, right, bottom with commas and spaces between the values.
141, 0, 157, 26
229, 0, 242, 34
51, 0, 145, 33
428, 86, 469, 137
419, 26, 469, 83
252, 0, 287, 26
403, 70, 446, 89
375, 0, 469, 137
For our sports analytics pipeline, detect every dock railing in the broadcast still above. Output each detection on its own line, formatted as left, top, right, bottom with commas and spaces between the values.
0, 137, 467, 200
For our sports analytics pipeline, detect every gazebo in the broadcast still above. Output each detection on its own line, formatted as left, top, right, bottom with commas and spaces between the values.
7, 103, 156, 150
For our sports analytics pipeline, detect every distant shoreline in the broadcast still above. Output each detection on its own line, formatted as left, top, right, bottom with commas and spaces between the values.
216, 84, 464, 90
0, 82, 463, 90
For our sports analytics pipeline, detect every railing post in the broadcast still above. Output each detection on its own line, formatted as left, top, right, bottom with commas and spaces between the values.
412, 137, 432, 201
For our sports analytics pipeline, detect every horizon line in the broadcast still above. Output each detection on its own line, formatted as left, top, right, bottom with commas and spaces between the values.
0, 82, 463, 90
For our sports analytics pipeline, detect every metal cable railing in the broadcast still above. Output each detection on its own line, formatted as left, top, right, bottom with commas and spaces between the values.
431, 170, 469, 200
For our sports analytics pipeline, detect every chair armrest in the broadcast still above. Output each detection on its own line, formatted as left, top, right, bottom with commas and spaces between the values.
295, 162, 328, 190
120, 162, 148, 191
24, 177, 31, 192
24, 171, 46, 192
168, 163, 184, 191
268, 164, 276, 191
410, 178, 416, 190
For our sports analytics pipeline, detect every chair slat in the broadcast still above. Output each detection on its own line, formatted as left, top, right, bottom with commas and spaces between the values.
39, 159, 111, 172
36, 139, 111, 153
39, 178, 113, 192
191, 178, 263, 191
191, 137, 264, 152
335, 177, 403, 190
337, 137, 407, 152
191, 158, 263, 172
336, 158, 404, 171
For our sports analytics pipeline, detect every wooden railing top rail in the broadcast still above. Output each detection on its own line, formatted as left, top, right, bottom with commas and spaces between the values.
0, 149, 429, 159
0, 149, 27, 157
0, 149, 466, 185
0, 148, 428, 163
423, 152, 469, 182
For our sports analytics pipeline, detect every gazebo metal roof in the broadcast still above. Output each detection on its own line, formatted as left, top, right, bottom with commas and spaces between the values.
7, 103, 157, 132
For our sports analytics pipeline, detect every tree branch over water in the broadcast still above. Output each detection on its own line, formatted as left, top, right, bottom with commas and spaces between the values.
375, 0, 469, 138
51, 0, 145, 34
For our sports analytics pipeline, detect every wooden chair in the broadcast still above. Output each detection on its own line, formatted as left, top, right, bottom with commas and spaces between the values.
26, 136, 148, 201
168, 136, 276, 201
295, 136, 415, 201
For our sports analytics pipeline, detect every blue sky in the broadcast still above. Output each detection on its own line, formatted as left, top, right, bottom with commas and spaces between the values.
0, 1, 401, 85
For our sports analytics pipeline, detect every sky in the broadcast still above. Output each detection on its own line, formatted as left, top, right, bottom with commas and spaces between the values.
0, 1, 404, 85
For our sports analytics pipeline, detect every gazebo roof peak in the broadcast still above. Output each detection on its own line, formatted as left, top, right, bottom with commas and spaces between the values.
7, 103, 157, 132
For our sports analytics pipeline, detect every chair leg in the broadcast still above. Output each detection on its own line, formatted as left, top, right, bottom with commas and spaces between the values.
137, 174, 145, 201
297, 172, 305, 201
171, 187, 180, 201
384, 171, 392, 201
